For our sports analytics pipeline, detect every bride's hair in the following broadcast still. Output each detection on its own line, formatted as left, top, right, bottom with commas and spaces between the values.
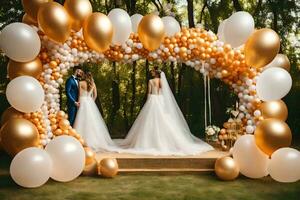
83, 70, 94, 91
152, 66, 161, 78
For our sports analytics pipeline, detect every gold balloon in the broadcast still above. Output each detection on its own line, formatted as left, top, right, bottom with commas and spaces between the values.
1, 107, 23, 126
84, 147, 96, 165
22, 14, 38, 26
245, 28, 280, 68
215, 156, 239, 181
82, 158, 98, 176
7, 57, 43, 80
64, 0, 93, 32
138, 14, 165, 51
58, 119, 70, 130
260, 100, 288, 121
22, 0, 53, 22
0, 118, 39, 156
266, 54, 290, 71
255, 119, 292, 156
99, 158, 119, 178
83, 13, 113, 52
38, 2, 72, 43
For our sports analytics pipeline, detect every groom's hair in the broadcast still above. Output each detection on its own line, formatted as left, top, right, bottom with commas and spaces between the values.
73, 66, 82, 73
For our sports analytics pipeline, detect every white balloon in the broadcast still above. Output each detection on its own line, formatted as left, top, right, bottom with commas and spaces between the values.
0, 23, 41, 62
45, 135, 85, 182
233, 135, 269, 178
108, 8, 132, 45
269, 148, 300, 183
256, 67, 292, 101
6, 76, 45, 113
217, 19, 227, 42
10, 147, 52, 188
161, 16, 181, 37
130, 14, 143, 33
223, 11, 254, 47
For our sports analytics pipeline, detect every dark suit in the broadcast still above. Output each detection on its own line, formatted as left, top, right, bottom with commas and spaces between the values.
66, 76, 79, 126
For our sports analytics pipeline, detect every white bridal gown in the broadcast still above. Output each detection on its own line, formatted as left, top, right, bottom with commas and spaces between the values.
116, 72, 214, 156
74, 89, 116, 152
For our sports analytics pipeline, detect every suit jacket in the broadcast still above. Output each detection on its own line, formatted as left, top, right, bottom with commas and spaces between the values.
66, 76, 79, 107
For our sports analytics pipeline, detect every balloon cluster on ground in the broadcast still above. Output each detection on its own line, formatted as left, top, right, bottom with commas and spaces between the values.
0, 0, 298, 186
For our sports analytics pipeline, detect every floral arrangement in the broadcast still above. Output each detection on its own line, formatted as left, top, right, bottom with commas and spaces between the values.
205, 125, 221, 142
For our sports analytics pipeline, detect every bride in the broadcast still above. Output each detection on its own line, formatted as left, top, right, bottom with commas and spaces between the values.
117, 67, 214, 155
73, 70, 116, 152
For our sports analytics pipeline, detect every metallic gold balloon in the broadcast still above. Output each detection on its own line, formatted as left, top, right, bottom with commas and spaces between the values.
82, 158, 98, 176
37, 2, 71, 43
1, 107, 23, 126
260, 100, 288, 121
245, 28, 280, 68
22, 0, 53, 22
138, 14, 165, 51
22, 14, 38, 26
0, 118, 39, 156
255, 119, 292, 156
99, 158, 118, 178
84, 147, 96, 165
7, 57, 43, 80
215, 156, 239, 181
266, 54, 290, 72
83, 13, 113, 52
58, 119, 70, 130
64, 0, 93, 32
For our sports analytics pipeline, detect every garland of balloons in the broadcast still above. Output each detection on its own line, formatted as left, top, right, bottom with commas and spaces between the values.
0, 0, 299, 188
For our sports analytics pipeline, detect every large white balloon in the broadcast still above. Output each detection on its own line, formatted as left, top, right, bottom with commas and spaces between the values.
10, 147, 52, 188
0, 22, 41, 62
161, 16, 181, 37
232, 135, 269, 178
256, 67, 292, 101
131, 14, 143, 33
6, 76, 45, 113
45, 135, 85, 182
223, 11, 254, 48
108, 8, 132, 45
269, 148, 300, 183
217, 19, 227, 42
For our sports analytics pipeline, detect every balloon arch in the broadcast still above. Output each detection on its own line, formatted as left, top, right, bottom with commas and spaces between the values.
1, 0, 299, 187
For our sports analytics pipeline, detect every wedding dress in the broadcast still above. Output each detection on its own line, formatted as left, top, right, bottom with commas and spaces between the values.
74, 88, 117, 152
116, 72, 214, 156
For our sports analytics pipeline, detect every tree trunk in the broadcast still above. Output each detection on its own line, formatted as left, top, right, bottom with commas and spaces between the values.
187, 0, 195, 27
232, 0, 243, 11
108, 62, 120, 130
170, 62, 176, 93
141, 60, 150, 110
130, 61, 137, 121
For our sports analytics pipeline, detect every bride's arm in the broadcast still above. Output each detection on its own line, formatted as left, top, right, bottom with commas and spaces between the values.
93, 82, 97, 101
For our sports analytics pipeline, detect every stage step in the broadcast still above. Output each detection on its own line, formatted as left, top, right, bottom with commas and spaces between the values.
96, 150, 228, 173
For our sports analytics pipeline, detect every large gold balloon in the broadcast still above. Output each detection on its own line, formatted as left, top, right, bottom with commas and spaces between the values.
22, 14, 38, 26
84, 147, 96, 165
82, 158, 98, 176
215, 156, 239, 181
255, 119, 292, 156
245, 28, 280, 68
266, 54, 291, 71
260, 100, 288, 121
83, 13, 113, 52
0, 118, 39, 156
1, 107, 23, 126
64, 0, 93, 32
7, 57, 43, 80
38, 2, 71, 43
99, 158, 119, 178
138, 14, 165, 51
22, 0, 53, 22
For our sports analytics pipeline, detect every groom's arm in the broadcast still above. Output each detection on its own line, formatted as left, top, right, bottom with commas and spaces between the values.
65, 78, 76, 105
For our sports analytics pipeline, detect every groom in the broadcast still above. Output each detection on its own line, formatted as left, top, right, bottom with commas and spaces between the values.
66, 66, 83, 126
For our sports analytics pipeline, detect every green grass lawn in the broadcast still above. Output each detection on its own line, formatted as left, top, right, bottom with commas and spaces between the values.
1, 152, 300, 200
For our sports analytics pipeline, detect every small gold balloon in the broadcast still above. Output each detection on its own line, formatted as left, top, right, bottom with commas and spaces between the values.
265, 54, 290, 71
260, 100, 288, 121
0, 118, 39, 156
255, 119, 292, 156
7, 57, 43, 80
58, 119, 70, 130
22, 14, 38, 26
22, 0, 53, 22
64, 0, 93, 32
1, 107, 24, 126
215, 156, 239, 181
82, 158, 98, 176
38, 2, 72, 43
245, 28, 280, 68
99, 158, 119, 178
138, 14, 165, 51
84, 147, 96, 166
83, 13, 113, 52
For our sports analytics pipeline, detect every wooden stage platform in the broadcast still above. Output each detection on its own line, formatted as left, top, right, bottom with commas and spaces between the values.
96, 150, 229, 173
